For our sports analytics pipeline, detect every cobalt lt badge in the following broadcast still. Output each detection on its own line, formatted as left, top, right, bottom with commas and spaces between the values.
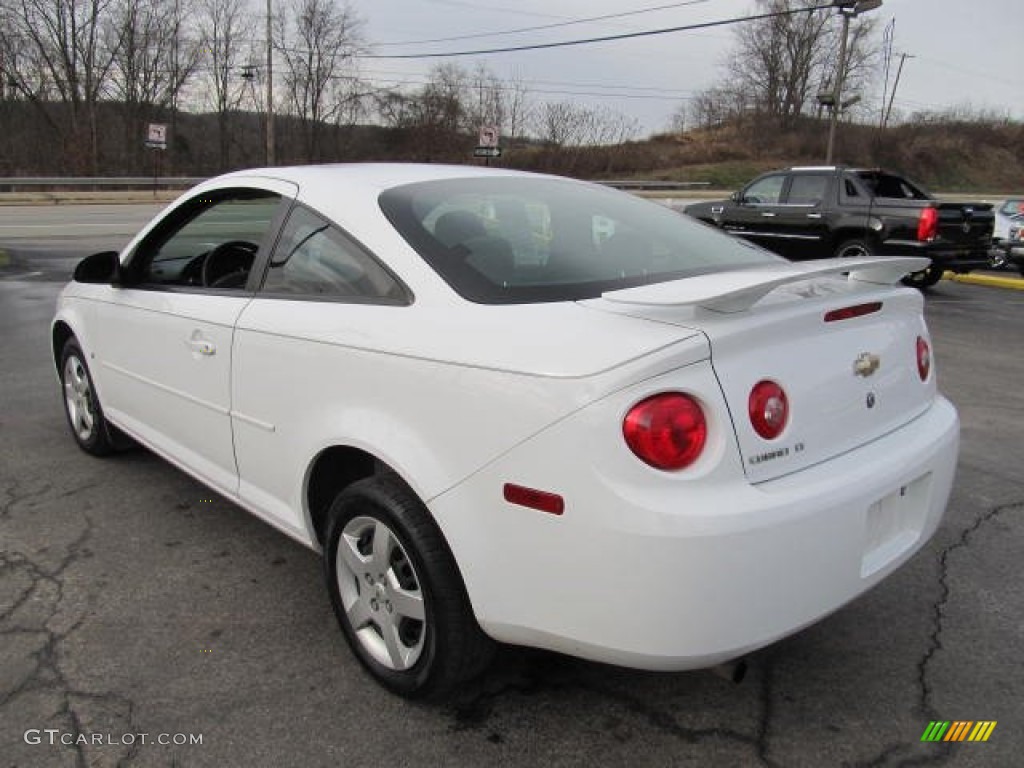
853, 352, 881, 378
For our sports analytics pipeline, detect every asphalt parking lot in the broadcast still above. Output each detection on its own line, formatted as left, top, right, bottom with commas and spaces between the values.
1, 210, 1022, 767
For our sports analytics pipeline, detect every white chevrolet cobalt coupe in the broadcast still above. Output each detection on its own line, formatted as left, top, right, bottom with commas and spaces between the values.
53, 164, 959, 697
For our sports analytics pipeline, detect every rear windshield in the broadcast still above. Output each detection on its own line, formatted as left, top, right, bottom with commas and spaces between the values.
379, 176, 780, 304
855, 171, 930, 200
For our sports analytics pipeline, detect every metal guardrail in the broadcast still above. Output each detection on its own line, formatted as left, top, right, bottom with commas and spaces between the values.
601, 180, 711, 191
0, 177, 204, 190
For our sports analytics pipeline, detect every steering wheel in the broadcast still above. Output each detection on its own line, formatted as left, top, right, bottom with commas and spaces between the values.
202, 240, 259, 288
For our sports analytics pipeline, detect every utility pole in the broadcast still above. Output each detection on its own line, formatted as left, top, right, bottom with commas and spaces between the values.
266, 0, 275, 166
825, 0, 883, 164
882, 52, 913, 131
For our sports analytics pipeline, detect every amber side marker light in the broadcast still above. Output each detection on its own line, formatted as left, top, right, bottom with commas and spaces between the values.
503, 483, 565, 515
824, 302, 883, 322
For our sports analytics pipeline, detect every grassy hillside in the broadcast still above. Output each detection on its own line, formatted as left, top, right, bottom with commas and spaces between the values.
601, 117, 1024, 194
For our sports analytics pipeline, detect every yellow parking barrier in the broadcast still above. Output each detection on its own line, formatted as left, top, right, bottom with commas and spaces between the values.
943, 272, 1024, 290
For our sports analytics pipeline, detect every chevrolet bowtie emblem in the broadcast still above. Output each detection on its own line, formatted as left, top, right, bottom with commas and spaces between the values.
854, 353, 881, 377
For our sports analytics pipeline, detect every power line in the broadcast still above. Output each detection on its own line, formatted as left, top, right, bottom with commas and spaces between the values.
374, 1, 712, 48
359, 4, 835, 59
357, 67, 698, 95
365, 77, 695, 102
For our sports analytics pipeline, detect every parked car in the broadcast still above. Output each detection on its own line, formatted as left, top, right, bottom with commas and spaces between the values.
991, 197, 1024, 274
684, 166, 994, 288
53, 164, 959, 698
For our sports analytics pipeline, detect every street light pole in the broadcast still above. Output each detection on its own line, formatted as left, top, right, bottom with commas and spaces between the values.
825, 0, 882, 164
825, 10, 851, 164
266, 0, 275, 166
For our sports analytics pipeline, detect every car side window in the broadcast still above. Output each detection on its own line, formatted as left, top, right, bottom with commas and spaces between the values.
262, 205, 406, 302
786, 175, 828, 205
742, 175, 785, 205
131, 190, 280, 290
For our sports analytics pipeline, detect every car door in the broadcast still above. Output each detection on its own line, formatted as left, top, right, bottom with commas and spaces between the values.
771, 172, 833, 260
718, 173, 789, 254
89, 180, 295, 496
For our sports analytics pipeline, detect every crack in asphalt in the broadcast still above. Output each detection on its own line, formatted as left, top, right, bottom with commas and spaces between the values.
1, 484, 139, 766
0, 479, 53, 519
580, 679, 773, 760
447, 650, 780, 764
754, 652, 781, 768
850, 499, 1023, 768
917, 501, 1021, 716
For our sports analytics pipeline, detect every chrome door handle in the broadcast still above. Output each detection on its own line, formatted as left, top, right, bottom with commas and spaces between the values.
761, 212, 776, 218
807, 213, 823, 219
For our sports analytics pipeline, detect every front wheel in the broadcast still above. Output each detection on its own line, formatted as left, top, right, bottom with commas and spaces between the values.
60, 339, 115, 456
901, 264, 944, 289
324, 475, 494, 699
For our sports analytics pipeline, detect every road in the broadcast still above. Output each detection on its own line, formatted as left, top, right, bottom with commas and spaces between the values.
0, 204, 163, 279
1, 206, 1022, 767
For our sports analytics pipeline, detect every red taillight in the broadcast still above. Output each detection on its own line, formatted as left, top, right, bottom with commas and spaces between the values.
917, 207, 939, 242
916, 336, 931, 381
623, 393, 707, 471
824, 301, 883, 322
749, 381, 789, 440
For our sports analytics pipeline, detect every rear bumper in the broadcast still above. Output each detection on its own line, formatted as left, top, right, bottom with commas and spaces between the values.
883, 241, 992, 272
433, 396, 959, 671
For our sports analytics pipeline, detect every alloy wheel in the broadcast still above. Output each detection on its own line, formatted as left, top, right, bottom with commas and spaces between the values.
335, 515, 426, 671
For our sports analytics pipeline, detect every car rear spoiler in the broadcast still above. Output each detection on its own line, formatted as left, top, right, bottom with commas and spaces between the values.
601, 256, 931, 314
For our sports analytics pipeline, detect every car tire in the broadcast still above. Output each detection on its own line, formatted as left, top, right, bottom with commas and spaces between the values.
60, 339, 116, 456
323, 475, 494, 699
901, 264, 944, 289
833, 238, 874, 260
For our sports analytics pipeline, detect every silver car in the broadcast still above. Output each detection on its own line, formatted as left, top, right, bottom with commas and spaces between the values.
992, 198, 1024, 274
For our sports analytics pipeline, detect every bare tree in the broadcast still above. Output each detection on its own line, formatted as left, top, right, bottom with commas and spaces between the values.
723, 0, 877, 126
107, 0, 202, 172
1, 0, 121, 172
196, 0, 255, 170
275, 0, 363, 162
535, 101, 589, 148
463, 62, 504, 137
501, 67, 532, 143
534, 101, 637, 148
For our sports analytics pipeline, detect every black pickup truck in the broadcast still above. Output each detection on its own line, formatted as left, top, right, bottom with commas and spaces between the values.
683, 166, 994, 288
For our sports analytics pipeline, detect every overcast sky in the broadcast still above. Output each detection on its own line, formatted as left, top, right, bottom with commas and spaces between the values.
355, 0, 1022, 135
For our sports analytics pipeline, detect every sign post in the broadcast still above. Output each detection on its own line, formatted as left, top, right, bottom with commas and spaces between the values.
145, 123, 167, 198
474, 125, 501, 165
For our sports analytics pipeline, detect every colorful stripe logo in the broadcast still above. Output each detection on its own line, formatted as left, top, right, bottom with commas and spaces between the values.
921, 721, 997, 742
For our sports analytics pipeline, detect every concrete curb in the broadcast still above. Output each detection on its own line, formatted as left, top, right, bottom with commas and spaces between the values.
943, 272, 1024, 291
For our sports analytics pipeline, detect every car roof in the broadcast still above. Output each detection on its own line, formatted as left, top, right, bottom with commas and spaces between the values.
214, 163, 548, 195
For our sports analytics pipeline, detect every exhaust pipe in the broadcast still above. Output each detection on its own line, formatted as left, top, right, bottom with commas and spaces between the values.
710, 658, 748, 684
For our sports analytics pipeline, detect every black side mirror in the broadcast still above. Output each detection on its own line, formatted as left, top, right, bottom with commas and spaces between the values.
73, 251, 120, 284
730, 191, 742, 204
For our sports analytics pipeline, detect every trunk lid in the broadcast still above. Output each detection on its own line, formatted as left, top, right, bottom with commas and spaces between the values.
874, 198, 994, 248
585, 260, 936, 483
931, 201, 994, 247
